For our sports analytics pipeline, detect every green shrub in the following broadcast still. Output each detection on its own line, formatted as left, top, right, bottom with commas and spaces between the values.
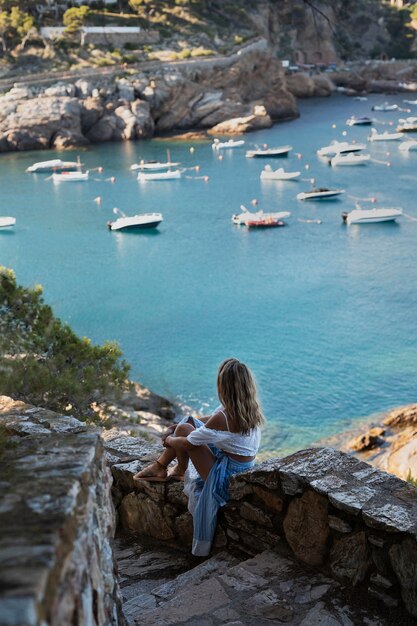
177, 47, 191, 59
0, 268, 130, 420
407, 469, 417, 487
190, 47, 214, 57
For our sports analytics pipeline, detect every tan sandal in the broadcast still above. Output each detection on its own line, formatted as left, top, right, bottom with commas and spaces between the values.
167, 464, 185, 482
133, 460, 172, 483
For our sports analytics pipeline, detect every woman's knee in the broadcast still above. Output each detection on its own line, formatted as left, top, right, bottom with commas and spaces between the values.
174, 423, 195, 436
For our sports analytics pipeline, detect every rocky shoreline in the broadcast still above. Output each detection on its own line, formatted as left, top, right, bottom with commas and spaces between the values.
0, 42, 299, 153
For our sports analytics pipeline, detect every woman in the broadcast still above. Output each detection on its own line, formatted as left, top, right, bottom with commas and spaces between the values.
134, 358, 264, 556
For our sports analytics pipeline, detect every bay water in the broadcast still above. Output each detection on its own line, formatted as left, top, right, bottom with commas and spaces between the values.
2, 94, 417, 454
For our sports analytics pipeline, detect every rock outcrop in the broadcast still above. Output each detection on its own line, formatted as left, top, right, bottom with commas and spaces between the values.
0, 396, 124, 626
0, 44, 297, 152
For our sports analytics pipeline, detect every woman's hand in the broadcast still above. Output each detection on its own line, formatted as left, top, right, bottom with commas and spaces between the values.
163, 435, 174, 448
161, 424, 176, 445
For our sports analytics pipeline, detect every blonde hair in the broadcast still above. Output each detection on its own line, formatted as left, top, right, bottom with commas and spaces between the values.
217, 358, 265, 434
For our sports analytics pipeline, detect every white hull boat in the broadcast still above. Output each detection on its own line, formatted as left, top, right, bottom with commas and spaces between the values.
0, 216, 16, 228
260, 166, 300, 181
317, 141, 366, 157
212, 139, 245, 150
52, 171, 89, 182
130, 161, 181, 171
372, 103, 398, 112
403, 99, 417, 106
246, 145, 292, 158
368, 129, 403, 142
342, 207, 402, 225
331, 153, 370, 166
108, 212, 163, 231
297, 188, 345, 201
232, 205, 290, 225
26, 159, 80, 173
137, 169, 182, 181
346, 116, 373, 126
399, 140, 417, 151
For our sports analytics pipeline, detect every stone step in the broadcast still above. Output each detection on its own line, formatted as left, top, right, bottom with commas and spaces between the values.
131, 549, 403, 626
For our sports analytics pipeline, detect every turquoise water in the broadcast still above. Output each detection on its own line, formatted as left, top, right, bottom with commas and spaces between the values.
2, 94, 417, 453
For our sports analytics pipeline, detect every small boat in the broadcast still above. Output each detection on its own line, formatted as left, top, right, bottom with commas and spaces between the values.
397, 124, 417, 133
26, 159, 81, 173
52, 171, 89, 182
330, 153, 370, 166
297, 188, 345, 201
342, 205, 402, 225
346, 116, 373, 126
354, 96, 368, 102
260, 166, 300, 181
130, 160, 181, 171
0, 216, 16, 228
245, 218, 286, 228
317, 141, 366, 157
368, 128, 403, 142
246, 145, 292, 158
232, 205, 290, 225
108, 209, 163, 231
399, 139, 417, 151
212, 138, 245, 150
403, 99, 417, 106
137, 169, 182, 181
371, 103, 398, 112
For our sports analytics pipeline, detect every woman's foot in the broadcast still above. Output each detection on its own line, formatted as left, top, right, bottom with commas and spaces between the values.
167, 463, 186, 482
133, 460, 170, 482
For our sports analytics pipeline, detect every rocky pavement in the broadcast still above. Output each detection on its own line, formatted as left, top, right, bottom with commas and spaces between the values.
114, 542, 412, 626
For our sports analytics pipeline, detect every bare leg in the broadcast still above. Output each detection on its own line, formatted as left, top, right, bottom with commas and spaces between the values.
134, 422, 196, 481
170, 423, 216, 481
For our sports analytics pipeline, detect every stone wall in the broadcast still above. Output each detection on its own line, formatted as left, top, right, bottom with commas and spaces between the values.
111, 442, 417, 619
0, 397, 124, 626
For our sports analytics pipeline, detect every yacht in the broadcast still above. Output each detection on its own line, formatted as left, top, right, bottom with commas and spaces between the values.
297, 188, 345, 201
260, 166, 300, 181
246, 145, 292, 158
342, 205, 402, 225
346, 116, 373, 126
317, 141, 366, 157
0, 216, 16, 228
108, 211, 163, 231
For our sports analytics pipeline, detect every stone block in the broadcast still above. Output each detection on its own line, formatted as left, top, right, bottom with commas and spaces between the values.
239, 502, 273, 527
389, 538, 417, 617
119, 493, 174, 540
252, 485, 284, 511
283, 490, 329, 566
330, 532, 370, 585
328, 515, 352, 534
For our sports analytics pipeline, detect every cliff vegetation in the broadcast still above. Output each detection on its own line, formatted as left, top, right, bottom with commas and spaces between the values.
0, 0, 415, 77
0, 267, 130, 419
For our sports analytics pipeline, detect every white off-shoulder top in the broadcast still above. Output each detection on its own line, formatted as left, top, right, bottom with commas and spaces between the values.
186, 407, 261, 456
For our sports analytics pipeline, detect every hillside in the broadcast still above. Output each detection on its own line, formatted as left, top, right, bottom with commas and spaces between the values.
0, 0, 414, 78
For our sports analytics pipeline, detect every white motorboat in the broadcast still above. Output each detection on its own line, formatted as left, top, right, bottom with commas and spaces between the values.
397, 122, 417, 132
371, 103, 398, 112
246, 145, 292, 158
399, 139, 417, 151
346, 116, 373, 126
130, 160, 181, 171
398, 116, 417, 124
317, 141, 366, 157
368, 128, 403, 142
108, 209, 163, 231
26, 159, 81, 173
52, 171, 89, 182
354, 96, 368, 102
232, 205, 290, 225
297, 188, 345, 201
0, 216, 16, 228
342, 205, 402, 225
212, 138, 245, 150
260, 166, 300, 181
330, 152, 370, 166
403, 99, 417, 106
137, 169, 182, 181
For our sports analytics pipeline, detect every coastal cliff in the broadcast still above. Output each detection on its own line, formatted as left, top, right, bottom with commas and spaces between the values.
0, 43, 297, 153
